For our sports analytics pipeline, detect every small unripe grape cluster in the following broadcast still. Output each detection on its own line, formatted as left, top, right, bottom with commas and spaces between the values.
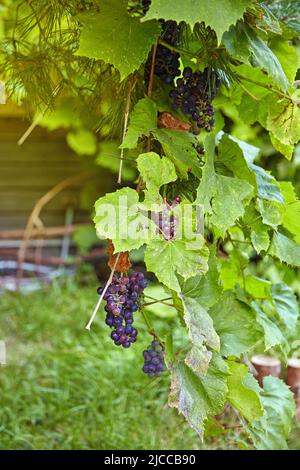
169, 67, 216, 131
143, 341, 166, 378
152, 196, 181, 241
97, 272, 147, 348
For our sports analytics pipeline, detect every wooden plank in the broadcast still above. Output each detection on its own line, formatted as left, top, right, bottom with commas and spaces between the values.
0, 141, 79, 162
0, 211, 90, 230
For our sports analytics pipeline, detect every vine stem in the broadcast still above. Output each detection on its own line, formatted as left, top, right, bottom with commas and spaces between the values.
158, 39, 193, 58
235, 72, 293, 102
141, 309, 164, 346
85, 253, 120, 330
144, 300, 175, 308
118, 76, 137, 185
136, 41, 158, 192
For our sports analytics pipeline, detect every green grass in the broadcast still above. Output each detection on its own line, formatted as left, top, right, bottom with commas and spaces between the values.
0, 278, 299, 450
0, 278, 203, 450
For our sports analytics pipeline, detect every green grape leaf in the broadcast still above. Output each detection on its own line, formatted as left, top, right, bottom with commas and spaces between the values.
245, 275, 271, 300
243, 205, 270, 253
280, 181, 300, 244
270, 133, 294, 160
271, 282, 299, 331
256, 199, 284, 229
185, 345, 212, 376
269, 0, 300, 35
251, 302, 288, 353
181, 296, 220, 352
249, 376, 295, 450
223, 23, 289, 91
209, 292, 262, 357
196, 134, 254, 236
226, 361, 263, 423
269, 232, 300, 267
168, 355, 228, 440
94, 187, 156, 252
216, 134, 257, 187
250, 164, 284, 204
180, 247, 223, 309
267, 96, 300, 146
137, 152, 177, 206
270, 38, 300, 84
153, 129, 202, 178
76, 0, 160, 79
145, 238, 209, 292
219, 248, 247, 290
143, 0, 252, 42
66, 129, 97, 155
227, 134, 260, 164
121, 97, 157, 149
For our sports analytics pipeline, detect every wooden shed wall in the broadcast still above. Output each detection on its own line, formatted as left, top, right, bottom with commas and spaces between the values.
0, 117, 108, 232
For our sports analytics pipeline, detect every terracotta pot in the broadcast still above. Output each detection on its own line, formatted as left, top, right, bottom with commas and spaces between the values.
286, 359, 300, 421
251, 355, 281, 386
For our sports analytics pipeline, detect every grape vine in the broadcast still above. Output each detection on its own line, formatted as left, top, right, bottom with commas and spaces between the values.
2, 0, 300, 450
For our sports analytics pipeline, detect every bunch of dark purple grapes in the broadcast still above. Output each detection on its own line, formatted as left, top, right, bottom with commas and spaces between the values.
97, 272, 147, 348
145, 20, 181, 85
152, 196, 181, 241
143, 340, 166, 378
169, 67, 218, 131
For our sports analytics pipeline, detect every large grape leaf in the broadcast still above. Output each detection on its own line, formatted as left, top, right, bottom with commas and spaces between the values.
179, 295, 219, 375
94, 187, 156, 252
224, 23, 289, 91
249, 377, 295, 450
216, 134, 256, 187
168, 355, 228, 440
256, 199, 284, 229
271, 282, 299, 331
142, 0, 252, 42
244, 275, 271, 300
76, 0, 160, 79
153, 129, 202, 178
121, 97, 157, 149
145, 238, 209, 292
250, 164, 284, 204
251, 302, 288, 354
226, 361, 263, 423
179, 247, 223, 309
269, 232, 300, 266
280, 181, 300, 244
137, 152, 177, 206
270, 133, 294, 161
209, 292, 262, 357
270, 38, 300, 84
196, 134, 254, 236
181, 296, 220, 352
267, 95, 300, 146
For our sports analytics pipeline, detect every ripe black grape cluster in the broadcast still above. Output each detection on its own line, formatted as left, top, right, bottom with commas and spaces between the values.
143, 341, 166, 377
145, 20, 181, 85
97, 272, 147, 348
169, 67, 216, 131
152, 195, 181, 241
